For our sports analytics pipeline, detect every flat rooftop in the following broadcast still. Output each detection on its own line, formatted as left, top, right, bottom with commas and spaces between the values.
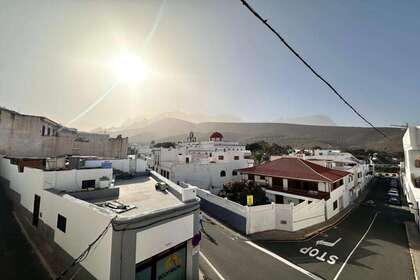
69, 176, 183, 218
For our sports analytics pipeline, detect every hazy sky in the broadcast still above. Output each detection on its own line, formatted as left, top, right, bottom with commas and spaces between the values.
0, 0, 419, 130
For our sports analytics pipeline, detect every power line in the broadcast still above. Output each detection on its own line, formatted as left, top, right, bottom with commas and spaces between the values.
56, 217, 116, 280
240, 0, 388, 138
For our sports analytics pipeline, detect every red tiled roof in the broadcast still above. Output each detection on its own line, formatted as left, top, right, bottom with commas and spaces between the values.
238, 157, 350, 183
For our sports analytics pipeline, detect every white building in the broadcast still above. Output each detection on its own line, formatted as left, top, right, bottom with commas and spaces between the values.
402, 126, 420, 229
0, 156, 200, 280
239, 157, 352, 220
304, 149, 372, 201
149, 132, 253, 194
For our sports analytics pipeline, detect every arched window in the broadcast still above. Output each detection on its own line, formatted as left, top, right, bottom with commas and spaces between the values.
220, 170, 226, 177
232, 170, 238, 176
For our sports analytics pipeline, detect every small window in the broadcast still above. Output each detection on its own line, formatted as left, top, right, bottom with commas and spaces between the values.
186, 157, 190, 164
218, 155, 224, 160
41, 125, 45, 136
234, 156, 240, 160
57, 214, 67, 233
415, 159, 420, 168
220, 170, 226, 177
333, 200, 338, 210
232, 170, 238, 176
259, 175, 265, 180
82, 179, 96, 189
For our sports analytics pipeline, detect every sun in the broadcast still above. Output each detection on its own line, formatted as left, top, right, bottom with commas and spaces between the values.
111, 53, 148, 83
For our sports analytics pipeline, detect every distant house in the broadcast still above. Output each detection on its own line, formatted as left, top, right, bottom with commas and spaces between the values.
149, 132, 253, 194
239, 157, 352, 219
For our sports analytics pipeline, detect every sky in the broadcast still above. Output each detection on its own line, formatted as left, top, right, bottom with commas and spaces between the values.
0, 0, 419, 130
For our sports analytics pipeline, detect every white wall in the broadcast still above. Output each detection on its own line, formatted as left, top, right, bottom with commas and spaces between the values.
196, 188, 247, 217
43, 168, 112, 191
41, 192, 113, 280
292, 200, 325, 231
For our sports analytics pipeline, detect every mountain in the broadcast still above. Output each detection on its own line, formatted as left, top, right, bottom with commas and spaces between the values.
120, 117, 404, 153
274, 115, 336, 126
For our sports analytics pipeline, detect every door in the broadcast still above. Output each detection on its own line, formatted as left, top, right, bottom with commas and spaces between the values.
32, 195, 40, 227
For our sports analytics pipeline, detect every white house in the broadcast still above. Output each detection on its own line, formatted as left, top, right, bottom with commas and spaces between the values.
0, 156, 200, 280
402, 126, 420, 230
149, 132, 253, 194
239, 157, 352, 220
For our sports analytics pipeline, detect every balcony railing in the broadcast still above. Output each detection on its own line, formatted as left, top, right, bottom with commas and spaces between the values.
264, 185, 330, 200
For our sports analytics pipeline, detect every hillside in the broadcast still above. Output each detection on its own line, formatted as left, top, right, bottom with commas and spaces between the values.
117, 118, 404, 152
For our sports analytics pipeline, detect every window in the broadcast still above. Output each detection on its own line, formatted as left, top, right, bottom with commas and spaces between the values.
259, 175, 265, 180
333, 200, 338, 210
41, 125, 45, 136
248, 174, 255, 181
415, 158, 420, 168
185, 157, 189, 164
47, 127, 51, 136
232, 170, 238, 176
218, 155, 224, 160
234, 156, 240, 160
136, 243, 186, 280
82, 179, 96, 189
220, 170, 226, 177
57, 214, 67, 233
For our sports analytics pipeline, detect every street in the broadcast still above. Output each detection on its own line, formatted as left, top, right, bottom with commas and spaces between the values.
200, 177, 415, 280
0, 187, 49, 279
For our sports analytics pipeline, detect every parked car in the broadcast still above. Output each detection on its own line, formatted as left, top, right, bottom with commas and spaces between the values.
362, 200, 376, 207
388, 196, 401, 206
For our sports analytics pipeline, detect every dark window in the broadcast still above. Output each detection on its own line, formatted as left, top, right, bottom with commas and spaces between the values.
218, 155, 224, 160
186, 158, 189, 164
220, 170, 226, 177
272, 177, 283, 186
47, 127, 51, 136
259, 175, 265, 180
57, 214, 67, 233
82, 179, 96, 189
333, 200, 338, 210
234, 156, 240, 160
232, 170, 238, 176
415, 159, 420, 168
248, 174, 255, 181
41, 125, 45, 136
209, 153, 212, 157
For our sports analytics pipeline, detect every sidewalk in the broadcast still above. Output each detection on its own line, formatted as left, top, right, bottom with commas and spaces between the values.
249, 181, 372, 241
405, 221, 420, 280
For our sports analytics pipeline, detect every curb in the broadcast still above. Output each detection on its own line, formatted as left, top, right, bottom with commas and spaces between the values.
405, 222, 419, 280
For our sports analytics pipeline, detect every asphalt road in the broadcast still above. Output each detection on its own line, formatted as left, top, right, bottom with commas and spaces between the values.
199, 215, 309, 280
0, 187, 49, 280
256, 177, 415, 280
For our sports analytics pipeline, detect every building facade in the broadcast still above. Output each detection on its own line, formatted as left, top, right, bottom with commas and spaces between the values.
402, 126, 420, 229
0, 156, 200, 280
0, 107, 128, 158
239, 157, 353, 220
149, 132, 253, 194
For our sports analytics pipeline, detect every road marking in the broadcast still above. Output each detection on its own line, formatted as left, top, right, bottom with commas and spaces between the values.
333, 212, 379, 280
199, 251, 226, 280
316, 237, 342, 247
246, 241, 323, 280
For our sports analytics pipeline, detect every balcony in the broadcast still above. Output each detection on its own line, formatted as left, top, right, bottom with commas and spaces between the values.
264, 185, 330, 200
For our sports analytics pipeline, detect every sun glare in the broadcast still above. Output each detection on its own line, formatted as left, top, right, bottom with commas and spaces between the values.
111, 53, 148, 83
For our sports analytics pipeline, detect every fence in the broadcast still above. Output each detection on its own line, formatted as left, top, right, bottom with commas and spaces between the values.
196, 188, 326, 234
